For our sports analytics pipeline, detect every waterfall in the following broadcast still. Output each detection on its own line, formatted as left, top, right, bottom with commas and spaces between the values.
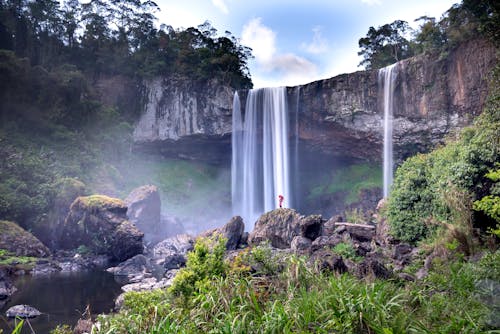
379, 63, 397, 198
232, 87, 291, 230
231, 92, 243, 217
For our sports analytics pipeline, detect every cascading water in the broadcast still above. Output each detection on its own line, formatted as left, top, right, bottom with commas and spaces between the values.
379, 63, 397, 198
232, 87, 291, 230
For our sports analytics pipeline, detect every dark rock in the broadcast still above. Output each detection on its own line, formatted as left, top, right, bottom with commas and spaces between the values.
31, 262, 61, 275
0, 220, 50, 257
107, 254, 155, 283
291, 236, 312, 251
309, 249, 347, 274
248, 209, 324, 249
163, 253, 186, 270
151, 234, 194, 269
345, 224, 375, 242
60, 195, 144, 261
353, 258, 392, 279
125, 185, 162, 245
393, 244, 413, 261
73, 319, 93, 334
311, 235, 343, 251
354, 242, 372, 256
299, 215, 323, 240
323, 216, 342, 236
0, 273, 17, 301
6, 304, 41, 318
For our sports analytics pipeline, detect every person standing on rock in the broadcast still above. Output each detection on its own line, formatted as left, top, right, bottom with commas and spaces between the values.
278, 195, 284, 208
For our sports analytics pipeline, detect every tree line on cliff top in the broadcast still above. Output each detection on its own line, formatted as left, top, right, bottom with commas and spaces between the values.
358, 0, 499, 70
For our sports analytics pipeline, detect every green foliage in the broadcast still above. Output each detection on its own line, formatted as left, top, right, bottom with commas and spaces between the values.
169, 235, 228, 300
358, 20, 414, 69
49, 325, 72, 334
332, 242, 362, 262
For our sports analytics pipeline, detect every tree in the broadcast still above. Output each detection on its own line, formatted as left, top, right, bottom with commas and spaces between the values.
413, 16, 446, 53
358, 20, 414, 70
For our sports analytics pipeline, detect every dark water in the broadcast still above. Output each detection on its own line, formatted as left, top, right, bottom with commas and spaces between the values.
0, 271, 122, 334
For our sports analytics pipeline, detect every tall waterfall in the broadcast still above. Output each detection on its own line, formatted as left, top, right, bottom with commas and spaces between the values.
232, 87, 291, 230
379, 64, 397, 198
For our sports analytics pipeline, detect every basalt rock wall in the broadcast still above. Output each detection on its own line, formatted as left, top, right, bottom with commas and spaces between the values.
132, 39, 497, 163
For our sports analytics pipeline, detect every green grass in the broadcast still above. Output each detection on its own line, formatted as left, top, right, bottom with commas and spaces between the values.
0, 248, 38, 268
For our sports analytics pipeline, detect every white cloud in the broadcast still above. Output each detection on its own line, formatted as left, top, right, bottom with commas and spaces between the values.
301, 26, 328, 54
242, 18, 277, 65
242, 17, 318, 87
211, 0, 229, 14
361, 0, 382, 5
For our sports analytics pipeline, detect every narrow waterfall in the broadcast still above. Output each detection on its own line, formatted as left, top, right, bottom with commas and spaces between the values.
231, 92, 243, 217
232, 87, 291, 230
379, 64, 397, 198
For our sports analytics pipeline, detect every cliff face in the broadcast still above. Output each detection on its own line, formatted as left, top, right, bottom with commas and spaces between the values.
132, 39, 497, 163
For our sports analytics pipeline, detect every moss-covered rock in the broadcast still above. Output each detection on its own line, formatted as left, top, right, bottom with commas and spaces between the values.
60, 195, 143, 261
0, 220, 50, 257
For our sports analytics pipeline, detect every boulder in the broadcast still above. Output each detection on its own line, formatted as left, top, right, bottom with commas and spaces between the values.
60, 195, 144, 261
6, 304, 41, 318
291, 236, 312, 251
0, 269, 17, 301
248, 209, 324, 249
0, 220, 50, 257
125, 185, 162, 244
309, 249, 347, 274
152, 234, 194, 268
199, 216, 245, 250
107, 254, 155, 283
351, 258, 392, 280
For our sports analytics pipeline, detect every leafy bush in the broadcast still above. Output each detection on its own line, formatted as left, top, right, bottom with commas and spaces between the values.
169, 235, 227, 300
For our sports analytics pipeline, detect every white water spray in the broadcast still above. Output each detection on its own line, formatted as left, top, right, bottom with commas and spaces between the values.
379, 64, 397, 198
232, 87, 291, 230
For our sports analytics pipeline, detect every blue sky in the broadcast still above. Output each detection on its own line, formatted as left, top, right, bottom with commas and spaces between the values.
155, 0, 458, 88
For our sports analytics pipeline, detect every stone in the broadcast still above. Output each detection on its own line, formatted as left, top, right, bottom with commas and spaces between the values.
60, 195, 144, 262
151, 234, 194, 269
248, 209, 324, 249
125, 185, 162, 245
107, 254, 155, 283
199, 216, 245, 250
0, 269, 17, 301
0, 220, 50, 257
309, 249, 347, 274
291, 236, 312, 251
6, 304, 41, 318
353, 258, 392, 279
393, 244, 413, 261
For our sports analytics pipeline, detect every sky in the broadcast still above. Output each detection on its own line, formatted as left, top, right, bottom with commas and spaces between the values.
154, 0, 459, 88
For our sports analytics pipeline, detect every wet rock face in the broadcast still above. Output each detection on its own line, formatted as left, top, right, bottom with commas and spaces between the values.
132, 39, 495, 163
60, 195, 144, 262
133, 78, 234, 163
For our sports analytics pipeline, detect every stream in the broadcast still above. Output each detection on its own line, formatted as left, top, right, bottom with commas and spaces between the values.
0, 270, 122, 334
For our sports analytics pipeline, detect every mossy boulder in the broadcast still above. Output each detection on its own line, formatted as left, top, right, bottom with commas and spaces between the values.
0, 220, 50, 257
248, 209, 324, 249
60, 195, 143, 261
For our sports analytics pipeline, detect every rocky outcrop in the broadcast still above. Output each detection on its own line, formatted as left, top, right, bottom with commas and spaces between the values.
125, 185, 162, 244
0, 220, 50, 257
6, 304, 41, 318
248, 209, 324, 249
60, 195, 144, 261
198, 216, 245, 250
133, 79, 234, 162
151, 234, 194, 269
133, 39, 496, 162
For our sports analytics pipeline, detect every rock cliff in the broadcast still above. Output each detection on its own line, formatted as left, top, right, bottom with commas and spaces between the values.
132, 39, 496, 162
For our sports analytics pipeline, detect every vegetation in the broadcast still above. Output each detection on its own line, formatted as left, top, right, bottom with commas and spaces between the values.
358, 0, 499, 69
387, 65, 499, 244
92, 235, 498, 334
